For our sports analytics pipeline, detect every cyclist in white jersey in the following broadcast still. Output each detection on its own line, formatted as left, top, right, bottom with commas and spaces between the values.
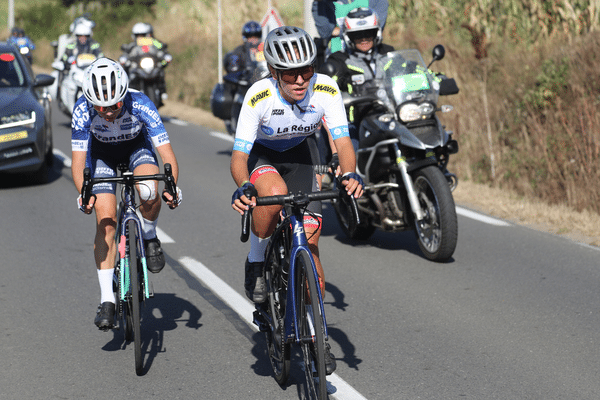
71, 58, 181, 330
231, 26, 363, 375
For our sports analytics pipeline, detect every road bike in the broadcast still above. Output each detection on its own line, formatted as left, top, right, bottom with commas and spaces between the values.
240, 180, 358, 399
81, 163, 177, 375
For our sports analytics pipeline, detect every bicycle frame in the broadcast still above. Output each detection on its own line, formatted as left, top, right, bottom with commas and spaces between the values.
116, 176, 150, 301
280, 207, 327, 343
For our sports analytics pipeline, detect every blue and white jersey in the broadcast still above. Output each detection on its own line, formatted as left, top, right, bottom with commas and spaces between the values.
71, 90, 170, 153
233, 73, 349, 154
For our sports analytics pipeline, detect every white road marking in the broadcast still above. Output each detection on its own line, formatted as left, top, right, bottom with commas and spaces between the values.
456, 207, 511, 226
167, 118, 188, 126
178, 256, 368, 400
210, 131, 234, 142
53, 148, 72, 168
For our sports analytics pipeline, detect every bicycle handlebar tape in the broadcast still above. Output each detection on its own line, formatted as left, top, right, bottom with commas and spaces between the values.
81, 167, 92, 206
337, 180, 361, 233
240, 184, 256, 243
162, 163, 177, 209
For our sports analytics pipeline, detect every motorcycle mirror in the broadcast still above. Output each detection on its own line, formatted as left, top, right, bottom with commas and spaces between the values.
427, 45, 445, 68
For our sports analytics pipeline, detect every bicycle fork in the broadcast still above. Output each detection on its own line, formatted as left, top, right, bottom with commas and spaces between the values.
117, 214, 153, 301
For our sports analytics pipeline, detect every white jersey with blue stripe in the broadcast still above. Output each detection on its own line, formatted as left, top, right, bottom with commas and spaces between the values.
233, 73, 349, 154
71, 90, 169, 152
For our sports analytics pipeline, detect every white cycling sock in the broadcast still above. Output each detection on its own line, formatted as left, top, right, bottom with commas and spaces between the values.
142, 217, 158, 240
98, 268, 116, 304
248, 231, 270, 263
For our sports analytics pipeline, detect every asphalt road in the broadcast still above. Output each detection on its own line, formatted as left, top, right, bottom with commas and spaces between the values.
1, 103, 600, 400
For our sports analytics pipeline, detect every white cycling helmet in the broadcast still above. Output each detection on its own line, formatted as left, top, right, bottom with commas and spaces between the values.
342, 7, 382, 51
132, 22, 153, 39
73, 22, 93, 37
82, 58, 129, 107
264, 26, 316, 70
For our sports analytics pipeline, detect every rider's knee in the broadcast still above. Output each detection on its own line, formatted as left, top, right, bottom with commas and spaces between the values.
137, 180, 157, 202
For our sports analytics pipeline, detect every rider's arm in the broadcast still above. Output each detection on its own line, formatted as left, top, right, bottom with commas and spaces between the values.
155, 143, 179, 184
71, 150, 87, 194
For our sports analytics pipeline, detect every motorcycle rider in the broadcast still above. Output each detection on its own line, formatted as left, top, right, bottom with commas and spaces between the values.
230, 21, 263, 74
72, 58, 181, 329
312, 0, 389, 60
7, 27, 35, 63
320, 7, 394, 151
230, 26, 363, 375
120, 22, 172, 104
62, 23, 103, 70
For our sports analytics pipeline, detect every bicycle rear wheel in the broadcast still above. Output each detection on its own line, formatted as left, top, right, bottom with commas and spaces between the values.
296, 249, 328, 399
127, 220, 143, 375
264, 234, 290, 385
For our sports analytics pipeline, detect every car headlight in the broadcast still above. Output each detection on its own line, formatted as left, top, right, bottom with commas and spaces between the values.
0, 111, 36, 129
140, 57, 155, 73
397, 102, 435, 123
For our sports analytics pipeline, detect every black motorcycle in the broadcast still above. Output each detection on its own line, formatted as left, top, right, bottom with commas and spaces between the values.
332, 45, 460, 262
211, 46, 268, 135
120, 40, 168, 109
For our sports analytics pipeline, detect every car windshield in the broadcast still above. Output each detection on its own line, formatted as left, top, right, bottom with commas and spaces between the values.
0, 52, 25, 87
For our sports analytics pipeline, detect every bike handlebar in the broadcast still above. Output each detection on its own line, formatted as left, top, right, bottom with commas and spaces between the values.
81, 163, 178, 209
240, 185, 360, 243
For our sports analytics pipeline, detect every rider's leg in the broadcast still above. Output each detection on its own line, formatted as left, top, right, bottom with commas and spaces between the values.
243, 167, 286, 303
93, 192, 118, 328
304, 223, 325, 297
134, 162, 165, 273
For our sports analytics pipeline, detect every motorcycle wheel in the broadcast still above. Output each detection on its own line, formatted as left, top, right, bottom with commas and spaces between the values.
332, 196, 375, 240
411, 165, 458, 262
145, 86, 159, 109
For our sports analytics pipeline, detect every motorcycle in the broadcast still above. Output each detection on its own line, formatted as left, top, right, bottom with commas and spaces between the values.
211, 43, 269, 135
52, 53, 97, 116
13, 37, 34, 64
331, 45, 460, 262
120, 37, 170, 109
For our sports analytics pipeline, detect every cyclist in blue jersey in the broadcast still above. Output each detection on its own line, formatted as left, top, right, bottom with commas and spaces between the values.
71, 58, 181, 330
231, 26, 364, 375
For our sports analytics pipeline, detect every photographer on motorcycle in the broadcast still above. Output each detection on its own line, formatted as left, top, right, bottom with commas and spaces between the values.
120, 22, 172, 105
230, 21, 263, 75
320, 7, 394, 151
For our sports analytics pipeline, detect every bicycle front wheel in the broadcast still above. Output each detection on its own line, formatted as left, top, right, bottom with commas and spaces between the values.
127, 220, 143, 375
296, 249, 328, 399
264, 234, 290, 385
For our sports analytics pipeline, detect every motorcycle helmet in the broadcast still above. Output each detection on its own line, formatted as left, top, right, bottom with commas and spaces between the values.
11, 27, 19, 37
70, 15, 95, 35
82, 58, 129, 107
131, 22, 153, 40
263, 26, 316, 70
342, 7, 382, 52
242, 21, 262, 41
73, 23, 93, 37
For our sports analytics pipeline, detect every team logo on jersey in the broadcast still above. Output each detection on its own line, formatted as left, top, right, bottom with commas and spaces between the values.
261, 125, 275, 136
249, 89, 271, 107
313, 84, 338, 96
272, 108, 284, 115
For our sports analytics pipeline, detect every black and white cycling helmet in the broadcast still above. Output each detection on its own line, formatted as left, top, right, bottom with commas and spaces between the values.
263, 26, 316, 70
82, 58, 129, 107
342, 7, 382, 51
131, 22, 153, 40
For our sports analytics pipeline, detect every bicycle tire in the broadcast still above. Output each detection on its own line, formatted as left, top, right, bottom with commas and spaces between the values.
296, 249, 328, 399
127, 220, 143, 375
264, 233, 291, 385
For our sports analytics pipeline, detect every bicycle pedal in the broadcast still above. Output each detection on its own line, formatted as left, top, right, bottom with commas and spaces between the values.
252, 310, 269, 332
